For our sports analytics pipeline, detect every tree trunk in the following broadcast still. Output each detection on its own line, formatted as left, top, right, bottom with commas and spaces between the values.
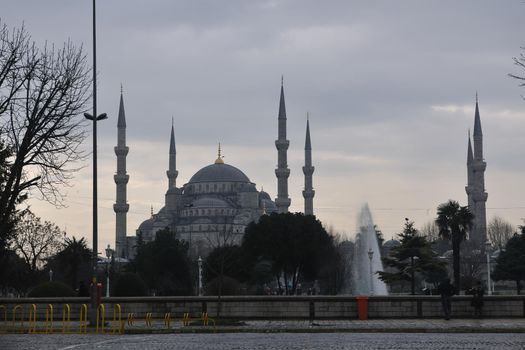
283, 272, 289, 295
452, 238, 461, 294
216, 258, 224, 320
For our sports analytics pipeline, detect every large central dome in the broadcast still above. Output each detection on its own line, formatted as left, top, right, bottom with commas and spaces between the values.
189, 163, 250, 183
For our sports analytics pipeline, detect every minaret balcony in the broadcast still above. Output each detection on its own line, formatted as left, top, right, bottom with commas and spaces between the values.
275, 168, 290, 177
114, 146, 129, 156
114, 174, 129, 184
113, 203, 129, 213
166, 170, 179, 178
472, 161, 486, 171
302, 166, 315, 175
275, 139, 290, 150
302, 190, 315, 198
275, 197, 291, 207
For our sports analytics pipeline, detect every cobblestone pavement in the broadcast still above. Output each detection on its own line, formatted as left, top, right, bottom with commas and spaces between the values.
2, 333, 525, 350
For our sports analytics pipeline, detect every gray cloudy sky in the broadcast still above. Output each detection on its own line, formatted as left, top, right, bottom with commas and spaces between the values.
4, 0, 525, 251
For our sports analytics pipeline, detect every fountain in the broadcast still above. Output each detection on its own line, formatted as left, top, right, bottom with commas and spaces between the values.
351, 203, 388, 295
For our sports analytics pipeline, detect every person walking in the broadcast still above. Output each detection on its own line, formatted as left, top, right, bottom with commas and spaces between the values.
438, 278, 455, 320
471, 281, 484, 318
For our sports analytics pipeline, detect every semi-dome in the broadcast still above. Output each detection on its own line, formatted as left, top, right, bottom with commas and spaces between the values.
189, 163, 250, 183
138, 217, 154, 232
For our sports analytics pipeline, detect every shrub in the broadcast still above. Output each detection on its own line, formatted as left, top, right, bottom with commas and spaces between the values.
27, 281, 76, 297
112, 273, 148, 296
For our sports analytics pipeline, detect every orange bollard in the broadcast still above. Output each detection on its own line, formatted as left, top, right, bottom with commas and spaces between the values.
356, 296, 369, 320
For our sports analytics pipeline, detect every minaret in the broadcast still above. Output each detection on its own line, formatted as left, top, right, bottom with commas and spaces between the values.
165, 119, 178, 211
466, 93, 488, 245
114, 87, 130, 258
302, 114, 315, 216
275, 77, 291, 213
466, 132, 474, 210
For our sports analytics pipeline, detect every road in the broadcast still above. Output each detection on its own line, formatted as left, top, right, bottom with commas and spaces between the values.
2, 333, 525, 350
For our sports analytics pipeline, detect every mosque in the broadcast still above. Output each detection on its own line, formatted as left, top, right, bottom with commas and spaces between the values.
113, 81, 315, 258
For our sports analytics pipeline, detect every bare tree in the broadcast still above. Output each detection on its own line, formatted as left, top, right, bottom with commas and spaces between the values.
509, 46, 525, 98
0, 21, 91, 248
487, 216, 514, 249
420, 220, 440, 242
12, 210, 64, 271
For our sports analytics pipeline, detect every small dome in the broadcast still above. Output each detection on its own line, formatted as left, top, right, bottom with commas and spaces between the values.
259, 190, 272, 201
138, 218, 154, 232
192, 197, 230, 208
383, 239, 401, 248
189, 163, 250, 183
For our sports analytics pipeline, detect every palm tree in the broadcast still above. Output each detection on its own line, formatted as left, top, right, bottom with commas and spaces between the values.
55, 237, 92, 290
435, 200, 474, 293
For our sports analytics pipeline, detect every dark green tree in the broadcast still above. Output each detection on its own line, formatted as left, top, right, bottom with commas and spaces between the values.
51, 237, 91, 290
133, 228, 192, 295
378, 219, 447, 294
0, 249, 31, 295
493, 226, 525, 294
435, 200, 474, 293
242, 212, 337, 295
204, 245, 248, 284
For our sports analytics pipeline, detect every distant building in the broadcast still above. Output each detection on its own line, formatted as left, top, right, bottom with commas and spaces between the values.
114, 80, 315, 259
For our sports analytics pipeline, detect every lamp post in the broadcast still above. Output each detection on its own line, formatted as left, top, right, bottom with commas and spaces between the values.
368, 248, 374, 296
49, 269, 53, 282
197, 256, 203, 296
105, 244, 112, 297
485, 241, 492, 295
85, 0, 108, 325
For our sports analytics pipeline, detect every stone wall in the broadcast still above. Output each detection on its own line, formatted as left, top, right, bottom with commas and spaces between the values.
1, 295, 524, 321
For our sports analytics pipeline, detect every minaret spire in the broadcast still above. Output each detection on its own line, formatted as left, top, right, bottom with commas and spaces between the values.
465, 94, 488, 246
114, 88, 130, 258
165, 120, 179, 211
302, 113, 315, 216
275, 77, 291, 213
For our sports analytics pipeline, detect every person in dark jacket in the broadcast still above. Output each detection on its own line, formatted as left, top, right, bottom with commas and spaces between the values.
438, 278, 455, 320
471, 281, 484, 318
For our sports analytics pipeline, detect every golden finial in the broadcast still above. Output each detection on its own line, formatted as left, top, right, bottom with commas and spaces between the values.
215, 142, 224, 164
120, 83, 123, 95
150, 205, 154, 218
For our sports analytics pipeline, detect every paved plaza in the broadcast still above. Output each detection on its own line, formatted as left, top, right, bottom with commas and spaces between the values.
2, 332, 525, 350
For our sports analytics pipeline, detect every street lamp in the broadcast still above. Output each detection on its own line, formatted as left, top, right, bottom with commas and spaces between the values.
105, 244, 112, 297
197, 256, 203, 296
485, 241, 492, 295
49, 269, 53, 282
368, 248, 374, 296
86, 0, 108, 325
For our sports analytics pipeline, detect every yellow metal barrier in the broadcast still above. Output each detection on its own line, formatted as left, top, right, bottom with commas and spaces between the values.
145, 312, 153, 327
28, 304, 37, 334
127, 312, 135, 326
112, 304, 122, 334
182, 312, 190, 326
62, 304, 71, 334
201, 312, 215, 327
79, 304, 88, 334
45, 304, 54, 334
164, 312, 171, 329
201, 312, 208, 326
12, 305, 23, 332
96, 304, 106, 334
